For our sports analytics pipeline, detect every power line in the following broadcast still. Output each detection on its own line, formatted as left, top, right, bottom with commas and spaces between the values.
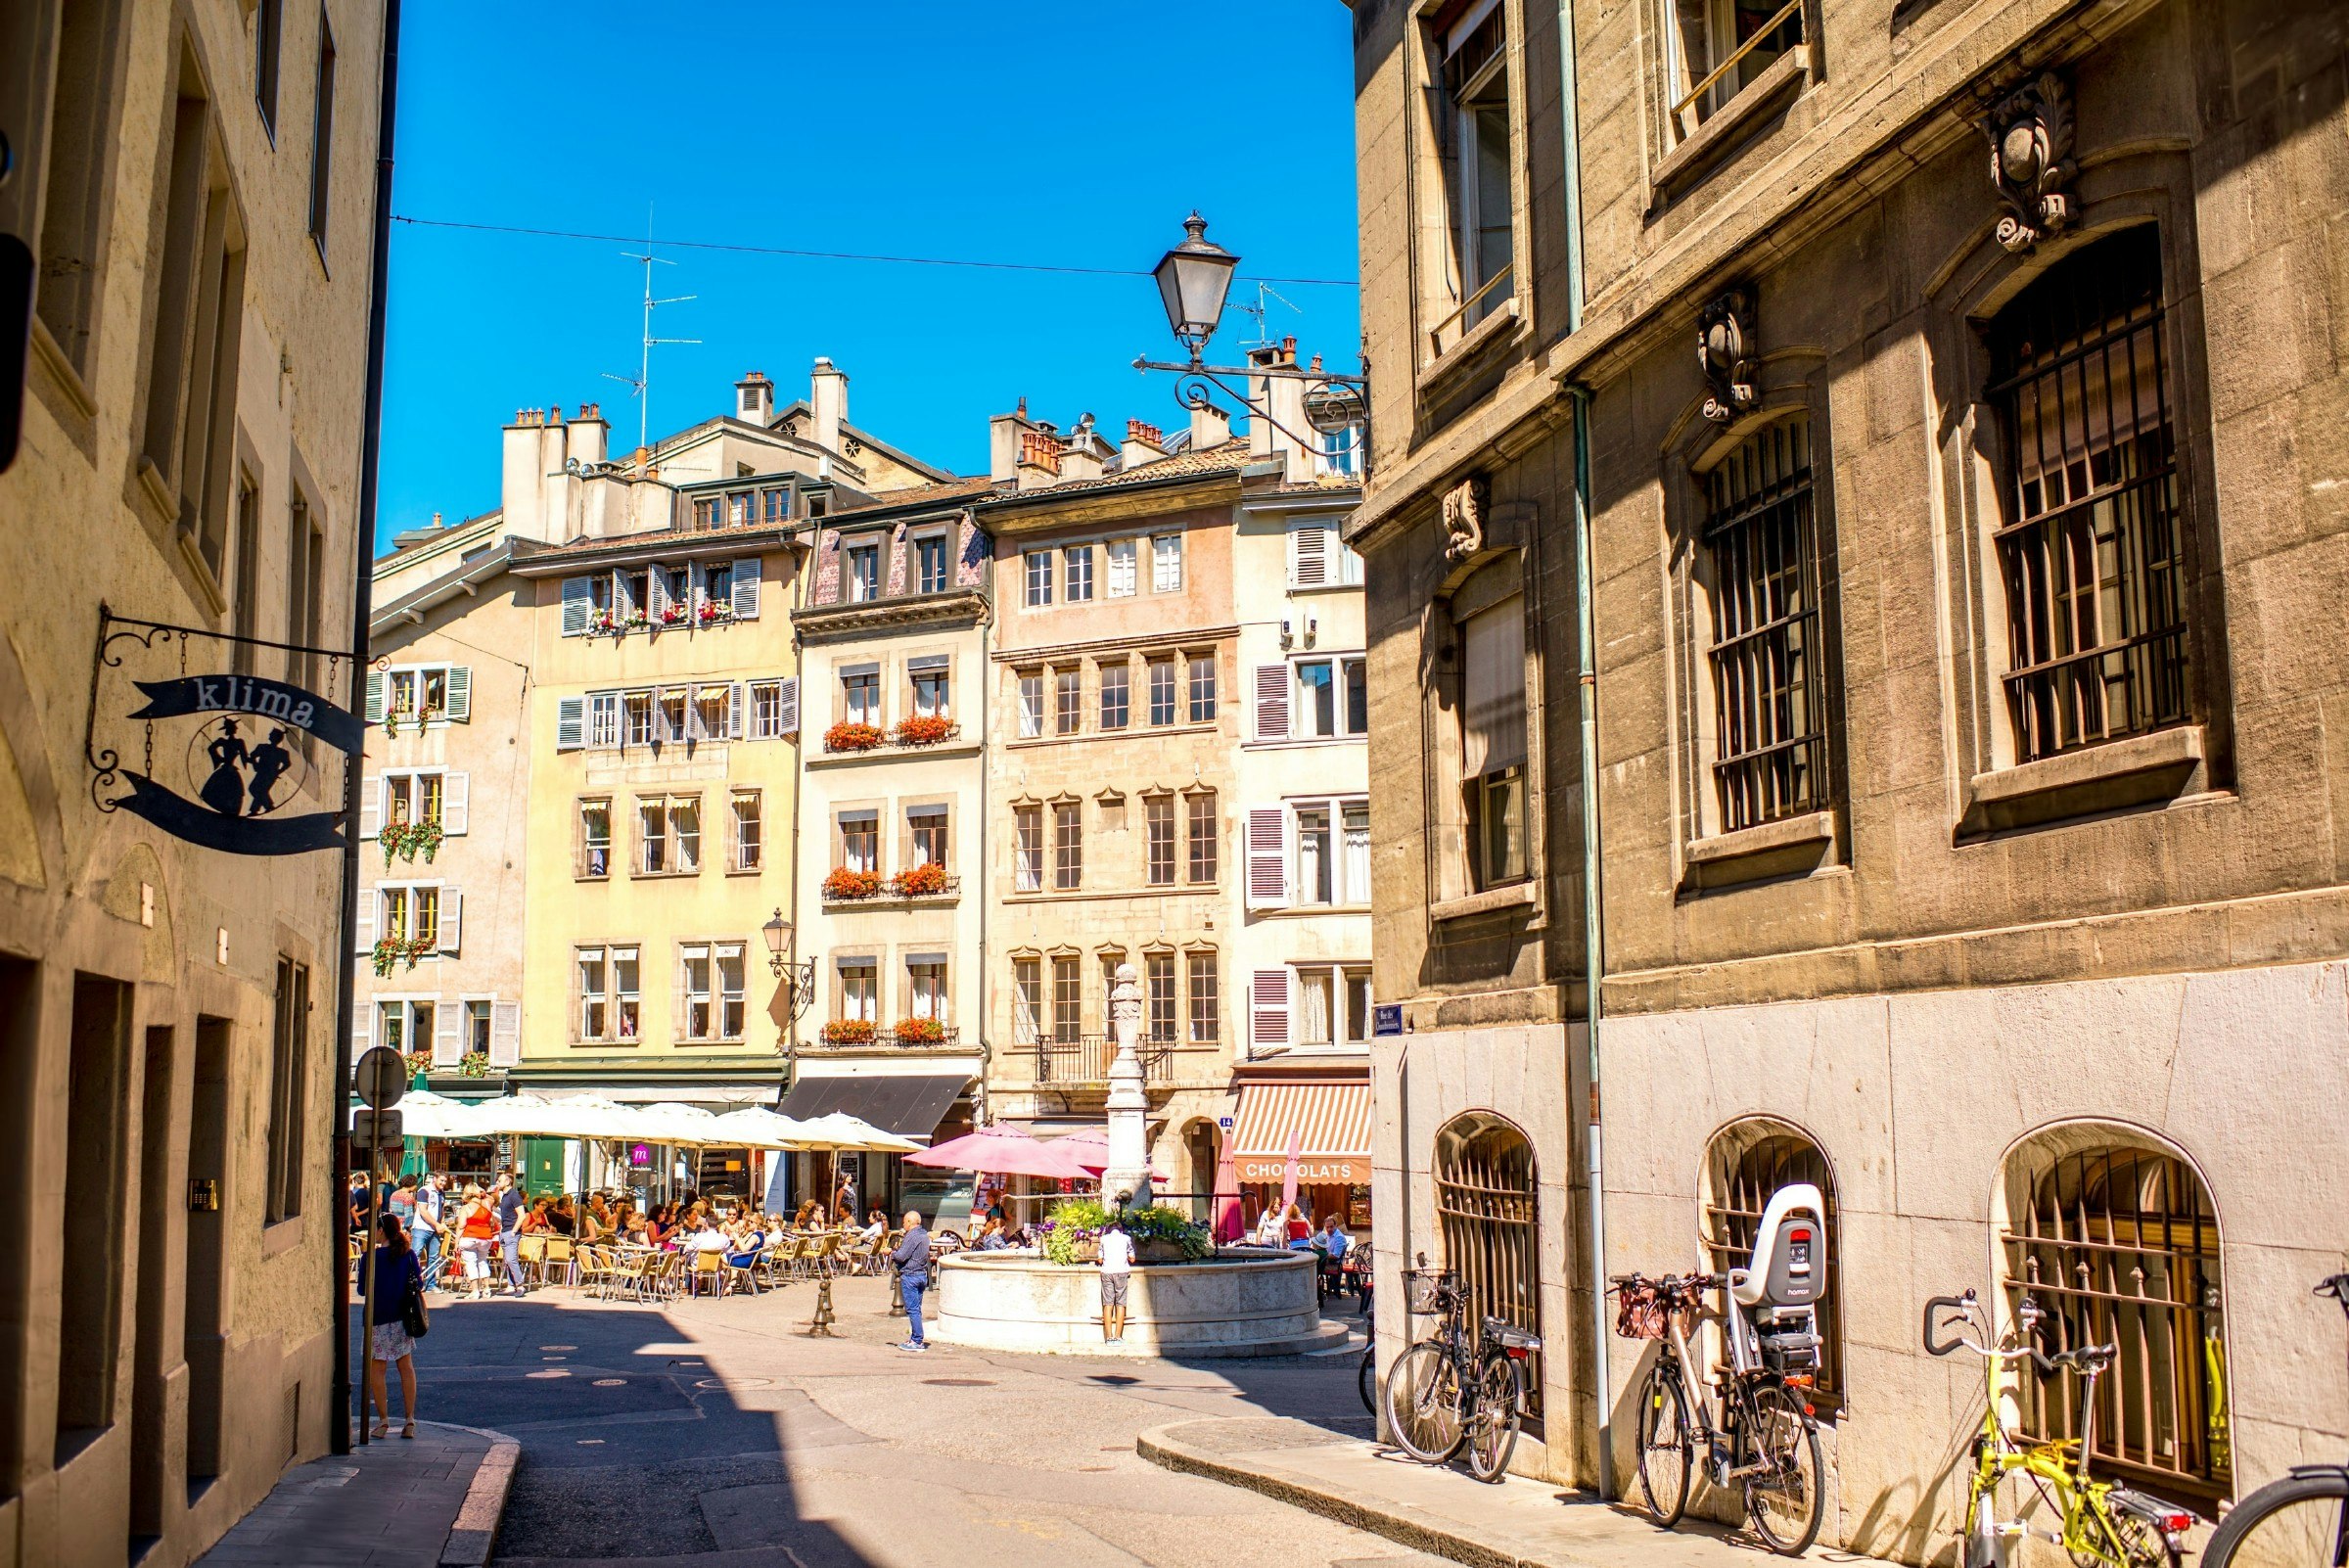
390, 213, 1361, 289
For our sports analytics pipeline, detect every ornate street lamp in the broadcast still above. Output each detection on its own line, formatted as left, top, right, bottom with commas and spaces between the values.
1153, 212, 1240, 366
762, 907, 814, 1025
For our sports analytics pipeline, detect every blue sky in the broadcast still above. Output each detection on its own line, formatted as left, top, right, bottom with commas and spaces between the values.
376, 2, 1361, 546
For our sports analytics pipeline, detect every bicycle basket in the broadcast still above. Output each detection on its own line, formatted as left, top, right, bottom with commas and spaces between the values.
1401, 1268, 1460, 1315
1614, 1278, 1673, 1341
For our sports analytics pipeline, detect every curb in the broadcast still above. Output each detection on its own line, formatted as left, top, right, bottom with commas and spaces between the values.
1137, 1421, 1526, 1568
422, 1420, 521, 1568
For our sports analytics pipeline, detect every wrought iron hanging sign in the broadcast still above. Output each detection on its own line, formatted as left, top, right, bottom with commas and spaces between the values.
85, 604, 358, 855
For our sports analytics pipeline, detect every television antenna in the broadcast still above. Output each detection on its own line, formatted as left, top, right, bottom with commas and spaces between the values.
603, 210, 700, 454
1231, 279, 1303, 350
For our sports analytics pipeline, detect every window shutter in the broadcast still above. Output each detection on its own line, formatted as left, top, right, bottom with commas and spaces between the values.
685, 685, 708, 742
359, 775, 382, 840
1246, 807, 1289, 909
1254, 666, 1290, 741
355, 887, 377, 952
438, 889, 462, 955
488, 1001, 522, 1067
442, 666, 472, 722
732, 558, 760, 619
556, 695, 585, 751
352, 993, 373, 1053
778, 676, 799, 737
364, 669, 386, 721
648, 567, 668, 620
1292, 525, 1329, 587
728, 681, 746, 739
1250, 969, 1290, 1047
434, 1002, 463, 1067
561, 575, 592, 635
440, 771, 470, 836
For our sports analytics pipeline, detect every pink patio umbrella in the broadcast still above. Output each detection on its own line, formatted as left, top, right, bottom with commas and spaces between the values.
1211, 1131, 1245, 1243
905, 1126, 1095, 1181
1046, 1128, 1167, 1182
1278, 1128, 1304, 1230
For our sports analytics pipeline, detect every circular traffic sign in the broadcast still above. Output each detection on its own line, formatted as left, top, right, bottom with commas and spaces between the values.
353, 1045, 408, 1109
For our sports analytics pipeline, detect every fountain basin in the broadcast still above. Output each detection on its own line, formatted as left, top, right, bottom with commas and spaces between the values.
930, 1248, 1347, 1358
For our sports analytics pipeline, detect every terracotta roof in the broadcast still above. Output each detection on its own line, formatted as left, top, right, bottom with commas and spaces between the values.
824, 474, 1000, 518
978, 438, 1257, 506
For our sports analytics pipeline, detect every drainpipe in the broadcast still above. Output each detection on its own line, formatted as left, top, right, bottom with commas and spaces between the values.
331, 0, 401, 1459
1556, 0, 1587, 334
783, 511, 816, 1152
1567, 383, 1610, 1497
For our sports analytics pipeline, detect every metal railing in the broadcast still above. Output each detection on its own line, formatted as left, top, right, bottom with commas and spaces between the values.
1017, 1033, 1179, 1086
1670, 0, 1802, 137
806, 1025, 962, 1051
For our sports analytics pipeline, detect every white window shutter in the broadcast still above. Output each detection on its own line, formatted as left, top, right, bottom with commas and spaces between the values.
561, 576, 592, 635
441, 772, 470, 836
442, 666, 472, 722
1292, 525, 1329, 587
352, 993, 373, 1052
434, 1003, 463, 1066
1246, 807, 1288, 909
1254, 666, 1290, 741
778, 676, 799, 737
438, 889, 462, 955
1251, 969, 1290, 1047
732, 558, 760, 619
648, 567, 668, 619
355, 887, 378, 952
728, 681, 746, 739
359, 776, 382, 840
488, 1001, 522, 1067
556, 695, 585, 751
364, 669, 387, 721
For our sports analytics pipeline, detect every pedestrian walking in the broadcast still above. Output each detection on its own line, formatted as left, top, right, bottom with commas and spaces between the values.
1098, 1216, 1133, 1344
891, 1210, 932, 1352
456, 1184, 497, 1297
408, 1185, 445, 1290
365, 1214, 425, 1440
495, 1177, 528, 1295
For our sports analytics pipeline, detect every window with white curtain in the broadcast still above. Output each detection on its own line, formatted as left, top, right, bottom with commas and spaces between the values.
1013, 958, 1040, 1042
1014, 806, 1043, 892
839, 809, 878, 873
1297, 806, 1333, 904
1017, 669, 1043, 737
1342, 802, 1371, 904
837, 958, 877, 1023
1107, 537, 1137, 597
1295, 964, 1373, 1045
1460, 592, 1528, 888
909, 958, 947, 1022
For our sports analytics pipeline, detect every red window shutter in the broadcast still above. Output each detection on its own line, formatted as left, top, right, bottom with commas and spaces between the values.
1246, 808, 1287, 908
1254, 665, 1289, 741
1251, 969, 1290, 1047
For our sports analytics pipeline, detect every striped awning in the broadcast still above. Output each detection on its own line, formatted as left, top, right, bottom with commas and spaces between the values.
1229, 1078, 1372, 1184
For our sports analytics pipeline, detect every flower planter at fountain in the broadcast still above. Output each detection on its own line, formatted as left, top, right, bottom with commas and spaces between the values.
929, 1248, 1342, 1358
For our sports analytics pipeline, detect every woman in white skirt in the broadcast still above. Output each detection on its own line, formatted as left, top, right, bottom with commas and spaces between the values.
365, 1214, 424, 1439
455, 1183, 497, 1297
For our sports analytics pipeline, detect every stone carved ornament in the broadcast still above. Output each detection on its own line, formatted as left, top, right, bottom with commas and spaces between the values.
1982, 70, 2077, 254
1441, 475, 1491, 560
1697, 287, 1759, 425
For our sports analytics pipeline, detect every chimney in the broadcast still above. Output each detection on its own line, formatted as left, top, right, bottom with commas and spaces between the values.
501, 409, 549, 542
989, 396, 1036, 483
1248, 338, 1311, 482
735, 370, 774, 426
1016, 428, 1065, 491
431, 511, 443, 528
1188, 399, 1230, 452
1059, 413, 1110, 482
570, 401, 608, 468
809, 357, 848, 454
1121, 419, 1167, 471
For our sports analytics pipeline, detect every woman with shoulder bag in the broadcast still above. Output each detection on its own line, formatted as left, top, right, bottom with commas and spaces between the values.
366, 1214, 426, 1440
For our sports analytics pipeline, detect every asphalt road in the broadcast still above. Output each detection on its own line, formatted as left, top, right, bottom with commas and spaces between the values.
391, 1273, 1434, 1568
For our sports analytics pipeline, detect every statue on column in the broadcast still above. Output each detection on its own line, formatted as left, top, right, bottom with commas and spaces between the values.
1103, 962, 1154, 1214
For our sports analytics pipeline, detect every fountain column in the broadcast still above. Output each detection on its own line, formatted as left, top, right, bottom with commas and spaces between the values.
1103, 962, 1153, 1211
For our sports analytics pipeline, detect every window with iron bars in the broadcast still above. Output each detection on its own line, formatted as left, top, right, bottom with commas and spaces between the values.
1702, 1129, 1843, 1406
1703, 415, 1828, 831
1991, 227, 2191, 764
1435, 1113, 1543, 1418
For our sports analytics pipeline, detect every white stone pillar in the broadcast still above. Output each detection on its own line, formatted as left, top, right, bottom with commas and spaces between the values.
1103, 962, 1152, 1210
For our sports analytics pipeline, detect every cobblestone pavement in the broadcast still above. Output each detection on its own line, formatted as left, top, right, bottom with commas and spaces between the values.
403, 1273, 1439, 1568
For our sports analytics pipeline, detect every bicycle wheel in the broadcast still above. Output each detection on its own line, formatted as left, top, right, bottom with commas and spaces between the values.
1384, 1342, 1465, 1463
1359, 1342, 1377, 1415
1634, 1363, 1694, 1528
1744, 1382, 1825, 1555
2203, 1470, 2348, 1568
2080, 1499, 2181, 1568
1466, 1355, 1522, 1482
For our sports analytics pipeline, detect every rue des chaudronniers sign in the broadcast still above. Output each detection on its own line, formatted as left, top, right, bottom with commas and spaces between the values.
87, 608, 361, 856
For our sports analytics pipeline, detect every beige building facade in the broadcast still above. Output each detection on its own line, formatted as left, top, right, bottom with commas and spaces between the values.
1346, 0, 2349, 1543
0, 0, 386, 1562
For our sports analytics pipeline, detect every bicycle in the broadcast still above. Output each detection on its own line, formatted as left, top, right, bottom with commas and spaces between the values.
2200, 1273, 2349, 1568
1612, 1270, 1825, 1554
1923, 1287, 2195, 1568
1384, 1265, 1542, 1482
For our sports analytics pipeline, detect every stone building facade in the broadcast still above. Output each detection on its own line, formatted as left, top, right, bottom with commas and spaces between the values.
0, 0, 386, 1562
1345, 0, 2349, 1542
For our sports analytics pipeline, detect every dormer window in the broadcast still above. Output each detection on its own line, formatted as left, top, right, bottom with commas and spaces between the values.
915, 531, 949, 593
845, 537, 881, 603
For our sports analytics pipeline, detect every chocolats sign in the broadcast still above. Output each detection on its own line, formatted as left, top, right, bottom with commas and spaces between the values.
88, 608, 360, 856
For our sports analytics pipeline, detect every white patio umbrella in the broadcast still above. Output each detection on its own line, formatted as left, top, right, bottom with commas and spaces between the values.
707, 1106, 820, 1150
633, 1102, 724, 1145
390, 1089, 491, 1140
794, 1112, 921, 1154
469, 1093, 635, 1139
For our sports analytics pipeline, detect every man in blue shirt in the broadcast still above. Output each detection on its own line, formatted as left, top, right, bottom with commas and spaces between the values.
494, 1176, 528, 1295
890, 1211, 931, 1351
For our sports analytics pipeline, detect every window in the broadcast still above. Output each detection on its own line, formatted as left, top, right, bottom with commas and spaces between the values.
32, 0, 126, 380
306, 12, 335, 249
1186, 792, 1219, 883
382, 770, 444, 830
265, 962, 306, 1222
379, 884, 440, 948
2003, 1140, 2226, 1503
911, 659, 949, 719
679, 945, 714, 1039
374, 999, 410, 1057
749, 680, 785, 739
1145, 796, 1175, 886
1342, 801, 1370, 903
613, 947, 640, 1039
587, 692, 620, 750
1703, 1126, 1844, 1405
916, 532, 949, 593
837, 959, 877, 1024
1186, 950, 1220, 1043
1188, 653, 1218, 721
1296, 965, 1374, 1044
1147, 657, 1177, 725
1014, 805, 1043, 892
635, 797, 697, 875
839, 809, 879, 874
1053, 803, 1082, 890
1017, 669, 1044, 738
664, 563, 692, 614
622, 566, 651, 621
578, 946, 608, 1038
693, 496, 718, 531
845, 537, 881, 602
1290, 523, 1360, 588
1012, 957, 1041, 1043
1152, 533, 1183, 592
1141, 957, 1170, 1041
841, 669, 881, 727
1065, 543, 1095, 602
1051, 955, 1081, 1041
1296, 806, 1334, 904
1054, 668, 1081, 735
672, 797, 700, 871
1460, 587, 1528, 889
623, 691, 654, 748
1294, 660, 1339, 737
727, 491, 751, 528
909, 958, 947, 1023
716, 945, 745, 1038
910, 805, 947, 867
579, 800, 612, 878
692, 684, 730, 743
706, 561, 738, 608
1992, 229, 2190, 765
1433, 0, 1513, 355
1704, 416, 1828, 830
731, 792, 760, 872
1107, 537, 1137, 597
230, 473, 262, 669
1668, 0, 1804, 141
1099, 661, 1130, 730
1436, 1113, 1543, 1412
466, 997, 491, 1058
1345, 657, 1369, 735
658, 687, 688, 745
1025, 549, 1053, 607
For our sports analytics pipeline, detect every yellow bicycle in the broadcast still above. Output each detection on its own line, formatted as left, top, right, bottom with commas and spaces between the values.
1924, 1289, 2195, 1568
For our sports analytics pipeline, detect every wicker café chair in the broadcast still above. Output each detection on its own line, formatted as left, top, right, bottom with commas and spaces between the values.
542, 1236, 575, 1287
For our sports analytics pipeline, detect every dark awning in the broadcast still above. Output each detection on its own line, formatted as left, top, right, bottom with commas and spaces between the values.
776, 1071, 970, 1141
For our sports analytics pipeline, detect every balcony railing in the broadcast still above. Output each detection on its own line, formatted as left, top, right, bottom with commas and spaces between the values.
806, 1025, 963, 1051
1016, 1033, 1187, 1086
819, 871, 961, 906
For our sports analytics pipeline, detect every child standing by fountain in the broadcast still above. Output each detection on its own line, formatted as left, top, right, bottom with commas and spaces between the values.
1098, 1215, 1133, 1344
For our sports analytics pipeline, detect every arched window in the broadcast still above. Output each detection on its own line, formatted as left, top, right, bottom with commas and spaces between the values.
1435, 1113, 1542, 1414
2002, 1139, 2227, 1506
1701, 1123, 1843, 1405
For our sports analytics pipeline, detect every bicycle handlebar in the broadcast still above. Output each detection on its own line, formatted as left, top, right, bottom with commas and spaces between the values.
1921, 1295, 1973, 1358
1921, 1288, 2056, 1372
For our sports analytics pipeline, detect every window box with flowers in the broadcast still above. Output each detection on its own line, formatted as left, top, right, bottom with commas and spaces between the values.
890, 861, 949, 898
892, 1017, 945, 1045
369, 935, 434, 977
822, 867, 882, 901
458, 1049, 490, 1078
894, 715, 957, 747
824, 721, 886, 753
697, 599, 734, 627
659, 602, 690, 629
380, 818, 443, 866
821, 1019, 876, 1046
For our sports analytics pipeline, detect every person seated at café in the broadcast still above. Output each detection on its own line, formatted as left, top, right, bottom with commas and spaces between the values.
1250, 1204, 1284, 1248
519, 1197, 555, 1235
1314, 1214, 1352, 1260
794, 1199, 822, 1229
549, 1196, 578, 1236
974, 1216, 1009, 1252
858, 1208, 888, 1245
1284, 1202, 1313, 1245
643, 1205, 673, 1249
